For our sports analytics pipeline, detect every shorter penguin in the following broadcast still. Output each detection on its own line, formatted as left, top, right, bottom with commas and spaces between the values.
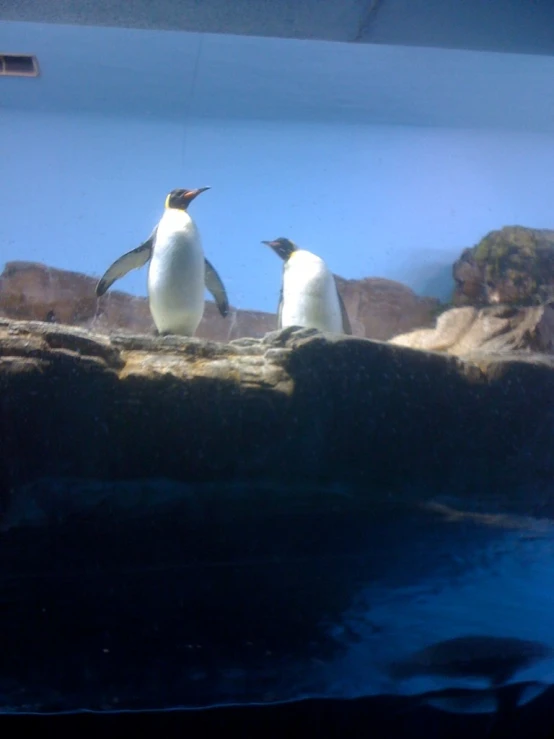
262, 237, 352, 335
96, 187, 229, 336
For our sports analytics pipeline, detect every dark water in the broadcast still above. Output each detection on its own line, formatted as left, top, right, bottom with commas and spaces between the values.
1, 478, 554, 738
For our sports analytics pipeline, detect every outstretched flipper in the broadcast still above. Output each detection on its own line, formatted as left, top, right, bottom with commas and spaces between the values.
204, 258, 229, 317
95, 228, 156, 297
336, 282, 352, 335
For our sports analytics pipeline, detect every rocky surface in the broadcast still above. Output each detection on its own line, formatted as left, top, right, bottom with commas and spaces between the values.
1, 318, 554, 713
390, 302, 554, 356
453, 225, 554, 307
0, 260, 276, 341
335, 275, 440, 340
0, 261, 440, 342
1, 318, 553, 510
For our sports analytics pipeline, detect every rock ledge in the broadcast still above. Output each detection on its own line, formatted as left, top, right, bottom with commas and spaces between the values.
2, 318, 553, 513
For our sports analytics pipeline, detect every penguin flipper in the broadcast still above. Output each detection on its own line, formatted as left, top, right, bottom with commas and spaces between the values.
204, 258, 229, 317
336, 281, 352, 335
96, 230, 155, 297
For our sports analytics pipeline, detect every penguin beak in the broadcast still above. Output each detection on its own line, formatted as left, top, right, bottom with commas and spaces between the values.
262, 240, 286, 260
184, 186, 210, 204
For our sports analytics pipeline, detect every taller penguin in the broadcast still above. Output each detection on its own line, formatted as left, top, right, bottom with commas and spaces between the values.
96, 187, 229, 336
262, 237, 352, 335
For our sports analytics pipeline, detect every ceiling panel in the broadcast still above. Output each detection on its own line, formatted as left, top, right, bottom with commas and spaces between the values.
1, 0, 554, 56
3, 20, 554, 133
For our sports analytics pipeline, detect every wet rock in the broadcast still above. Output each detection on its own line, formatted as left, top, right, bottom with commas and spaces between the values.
453, 226, 554, 307
389, 302, 554, 356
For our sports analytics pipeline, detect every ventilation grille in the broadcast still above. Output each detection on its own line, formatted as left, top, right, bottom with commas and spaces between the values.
0, 54, 40, 77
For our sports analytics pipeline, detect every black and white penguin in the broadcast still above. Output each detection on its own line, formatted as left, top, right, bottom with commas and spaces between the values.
96, 187, 228, 335
262, 237, 351, 335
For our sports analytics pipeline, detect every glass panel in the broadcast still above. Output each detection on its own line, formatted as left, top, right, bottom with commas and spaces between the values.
1, 3, 553, 727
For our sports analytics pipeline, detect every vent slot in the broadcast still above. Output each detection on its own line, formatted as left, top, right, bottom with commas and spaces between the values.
0, 54, 40, 77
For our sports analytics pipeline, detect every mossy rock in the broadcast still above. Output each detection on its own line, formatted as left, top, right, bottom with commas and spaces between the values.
454, 226, 554, 307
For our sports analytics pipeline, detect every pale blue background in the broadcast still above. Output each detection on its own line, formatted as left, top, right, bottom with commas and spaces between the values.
2, 21, 554, 313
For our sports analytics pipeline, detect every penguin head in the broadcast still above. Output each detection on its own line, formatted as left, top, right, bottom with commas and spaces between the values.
165, 187, 210, 211
262, 237, 298, 261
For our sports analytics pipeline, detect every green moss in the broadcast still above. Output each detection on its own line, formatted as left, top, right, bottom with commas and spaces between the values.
472, 227, 554, 290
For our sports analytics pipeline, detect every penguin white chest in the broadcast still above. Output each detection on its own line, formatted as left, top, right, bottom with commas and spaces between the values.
281, 249, 343, 333
147, 209, 205, 335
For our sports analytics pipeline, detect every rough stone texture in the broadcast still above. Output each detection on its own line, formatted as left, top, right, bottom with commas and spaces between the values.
335, 275, 441, 340
389, 303, 554, 356
0, 261, 440, 342
453, 226, 554, 307
1, 318, 554, 514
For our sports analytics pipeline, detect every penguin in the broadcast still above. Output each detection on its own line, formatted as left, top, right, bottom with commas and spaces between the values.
261, 237, 352, 335
96, 187, 229, 336
387, 635, 554, 737
388, 635, 553, 687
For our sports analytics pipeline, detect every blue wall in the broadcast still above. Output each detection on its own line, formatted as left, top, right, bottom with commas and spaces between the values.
3, 108, 554, 313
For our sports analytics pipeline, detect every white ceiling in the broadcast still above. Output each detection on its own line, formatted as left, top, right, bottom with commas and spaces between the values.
2, 0, 554, 55
3, 20, 554, 132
